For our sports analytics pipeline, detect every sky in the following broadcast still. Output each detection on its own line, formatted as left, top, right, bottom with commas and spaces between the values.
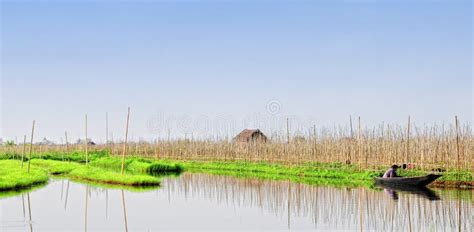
1, 0, 472, 143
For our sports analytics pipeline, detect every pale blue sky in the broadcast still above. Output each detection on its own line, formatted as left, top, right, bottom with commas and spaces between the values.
1, 0, 472, 142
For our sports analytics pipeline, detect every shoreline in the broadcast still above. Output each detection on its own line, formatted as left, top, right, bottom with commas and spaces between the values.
1, 155, 472, 195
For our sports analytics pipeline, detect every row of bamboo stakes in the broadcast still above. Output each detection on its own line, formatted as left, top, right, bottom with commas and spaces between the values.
4, 108, 472, 174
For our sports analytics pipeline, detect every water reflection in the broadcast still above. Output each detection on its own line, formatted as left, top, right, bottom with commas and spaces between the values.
380, 186, 440, 201
0, 173, 472, 231
164, 173, 471, 231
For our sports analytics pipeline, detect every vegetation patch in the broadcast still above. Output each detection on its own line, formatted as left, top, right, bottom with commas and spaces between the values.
90, 157, 183, 175
30, 159, 82, 175
0, 160, 49, 191
157, 159, 472, 188
0, 155, 166, 188
68, 167, 161, 186
153, 160, 378, 187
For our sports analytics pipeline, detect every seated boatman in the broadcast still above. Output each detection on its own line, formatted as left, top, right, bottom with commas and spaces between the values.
383, 165, 399, 178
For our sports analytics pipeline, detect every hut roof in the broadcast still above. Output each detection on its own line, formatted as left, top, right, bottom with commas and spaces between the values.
233, 129, 268, 143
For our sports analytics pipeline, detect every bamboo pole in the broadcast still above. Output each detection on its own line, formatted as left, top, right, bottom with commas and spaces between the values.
349, 116, 354, 163
454, 116, 460, 181
406, 116, 411, 164
358, 117, 361, 168
20, 135, 26, 168
121, 107, 130, 175
65, 131, 69, 161
85, 114, 89, 165
106, 112, 109, 146
27, 120, 35, 173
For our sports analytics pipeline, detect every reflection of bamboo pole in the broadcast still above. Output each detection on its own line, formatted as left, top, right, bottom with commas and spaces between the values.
121, 190, 129, 232
287, 181, 291, 230
22, 194, 26, 219
27, 192, 33, 232
359, 188, 363, 232
106, 190, 108, 219
457, 191, 461, 232
287, 180, 291, 229
21, 135, 26, 168
64, 181, 70, 210
121, 107, 130, 175
27, 120, 35, 173
61, 180, 64, 200
84, 186, 88, 232
407, 195, 412, 232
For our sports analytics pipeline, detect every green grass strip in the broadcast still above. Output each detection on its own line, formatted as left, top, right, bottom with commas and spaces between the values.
68, 167, 161, 186
0, 160, 49, 191
28, 159, 161, 187
90, 157, 183, 174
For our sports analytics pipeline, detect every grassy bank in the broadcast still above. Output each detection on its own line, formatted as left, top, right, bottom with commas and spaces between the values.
0, 160, 49, 191
89, 157, 183, 175
1, 152, 471, 192
68, 166, 161, 186
151, 160, 378, 187
154, 159, 473, 188
29, 159, 161, 186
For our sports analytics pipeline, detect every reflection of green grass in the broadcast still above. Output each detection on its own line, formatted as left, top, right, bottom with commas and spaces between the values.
0, 160, 49, 191
0, 182, 47, 199
51, 176, 160, 192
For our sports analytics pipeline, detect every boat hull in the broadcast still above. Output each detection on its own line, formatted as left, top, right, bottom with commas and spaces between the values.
375, 174, 442, 187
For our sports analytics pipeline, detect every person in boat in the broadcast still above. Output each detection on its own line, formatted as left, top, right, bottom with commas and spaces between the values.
383, 165, 399, 178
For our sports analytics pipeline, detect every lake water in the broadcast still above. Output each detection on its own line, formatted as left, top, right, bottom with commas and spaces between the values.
1, 173, 472, 231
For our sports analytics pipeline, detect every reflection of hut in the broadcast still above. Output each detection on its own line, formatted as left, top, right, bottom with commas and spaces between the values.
233, 129, 268, 143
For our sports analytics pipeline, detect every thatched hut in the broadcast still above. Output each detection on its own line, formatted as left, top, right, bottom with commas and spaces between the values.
76, 138, 96, 145
37, 137, 55, 146
233, 129, 268, 143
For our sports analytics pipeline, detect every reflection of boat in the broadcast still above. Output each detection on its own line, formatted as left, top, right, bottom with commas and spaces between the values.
379, 185, 441, 201
375, 174, 442, 187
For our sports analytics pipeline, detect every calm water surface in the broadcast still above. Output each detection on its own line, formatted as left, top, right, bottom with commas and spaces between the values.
0, 173, 472, 231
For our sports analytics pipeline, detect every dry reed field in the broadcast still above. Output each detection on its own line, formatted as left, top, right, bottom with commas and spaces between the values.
2, 120, 472, 172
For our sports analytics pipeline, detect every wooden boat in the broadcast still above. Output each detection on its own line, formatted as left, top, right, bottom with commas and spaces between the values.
374, 174, 442, 187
